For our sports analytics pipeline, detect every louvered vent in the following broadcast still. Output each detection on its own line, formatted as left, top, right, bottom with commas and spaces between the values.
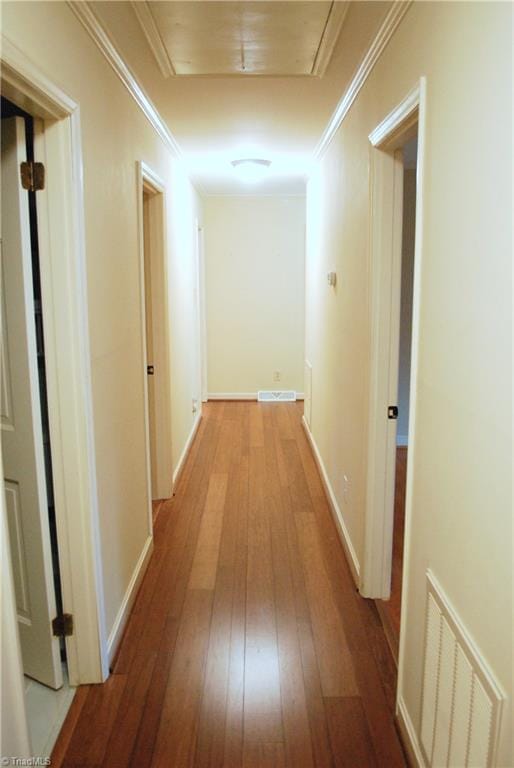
420, 571, 504, 767
257, 391, 296, 402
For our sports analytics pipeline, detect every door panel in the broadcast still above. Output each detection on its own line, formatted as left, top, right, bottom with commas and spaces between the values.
1, 117, 62, 689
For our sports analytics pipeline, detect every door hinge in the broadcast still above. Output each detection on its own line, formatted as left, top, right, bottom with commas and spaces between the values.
388, 405, 398, 420
52, 613, 74, 637
20, 161, 45, 192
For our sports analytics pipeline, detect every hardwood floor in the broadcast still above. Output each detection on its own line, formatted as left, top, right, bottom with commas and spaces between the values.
52, 402, 405, 767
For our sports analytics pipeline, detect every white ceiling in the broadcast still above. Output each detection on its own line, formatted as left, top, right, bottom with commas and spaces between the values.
91, 1, 392, 194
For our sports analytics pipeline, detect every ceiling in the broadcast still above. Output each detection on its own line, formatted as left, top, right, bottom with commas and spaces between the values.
133, 1, 349, 77
91, 1, 392, 194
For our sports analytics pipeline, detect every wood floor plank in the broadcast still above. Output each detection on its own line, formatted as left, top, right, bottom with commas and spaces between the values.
244, 444, 283, 744
194, 418, 243, 767
324, 697, 378, 767
189, 473, 229, 590
223, 447, 249, 767
62, 674, 126, 767
243, 743, 286, 768
151, 589, 214, 768
263, 410, 314, 768
129, 616, 181, 768
101, 652, 157, 768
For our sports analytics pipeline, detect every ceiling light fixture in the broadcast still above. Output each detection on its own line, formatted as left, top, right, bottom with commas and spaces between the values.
231, 158, 271, 184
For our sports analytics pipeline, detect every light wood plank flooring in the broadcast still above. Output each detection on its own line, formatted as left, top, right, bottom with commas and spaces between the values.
53, 402, 405, 767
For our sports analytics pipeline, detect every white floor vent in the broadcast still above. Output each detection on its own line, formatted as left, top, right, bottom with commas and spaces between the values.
257, 390, 296, 402
420, 570, 504, 767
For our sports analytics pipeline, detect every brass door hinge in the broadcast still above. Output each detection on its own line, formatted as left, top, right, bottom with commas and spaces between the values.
20, 161, 45, 192
52, 613, 74, 637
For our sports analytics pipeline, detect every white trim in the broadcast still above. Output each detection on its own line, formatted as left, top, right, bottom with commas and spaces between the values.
67, 1, 182, 159
196, 223, 208, 403
301, 416, 360, 585
130, 1, 175, 78
314, 1, 412, 159
397, 78, 426, 703
173, 412, 202, 487
396, 695, 425, 768
369, 85, 420, 148
396, 434, 408, 447
361, 80, 425, 601
106, 536, 153, 665
311, 1, 350, 77
208, 392, 305, 401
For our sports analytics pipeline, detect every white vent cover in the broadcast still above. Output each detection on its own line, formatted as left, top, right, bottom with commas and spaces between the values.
420, 570, 504, 767
257, 390, 296, 402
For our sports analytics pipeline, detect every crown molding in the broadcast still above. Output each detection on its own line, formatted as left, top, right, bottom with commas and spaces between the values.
130, 1, 175, 79
314, 0, 413, 160
311, 1, 350, 78
67, 1, 182, 159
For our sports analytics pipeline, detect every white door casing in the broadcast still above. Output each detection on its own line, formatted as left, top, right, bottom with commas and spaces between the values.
1, 116, 63, 689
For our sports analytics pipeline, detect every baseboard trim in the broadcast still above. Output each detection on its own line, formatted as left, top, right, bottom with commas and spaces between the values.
106, 534, 153, 666
208, 392, 305, 401
172, 411, 202, 488
396, 695, 425, 768
301, 415, 360, 586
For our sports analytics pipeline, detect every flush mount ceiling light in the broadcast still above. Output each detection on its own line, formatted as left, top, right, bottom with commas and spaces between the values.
231, 158, 272, 184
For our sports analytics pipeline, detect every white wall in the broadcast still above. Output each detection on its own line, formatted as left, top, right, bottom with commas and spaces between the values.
305, 2, 512, 763
2, 2, 203, 647
204, 196, 305, 396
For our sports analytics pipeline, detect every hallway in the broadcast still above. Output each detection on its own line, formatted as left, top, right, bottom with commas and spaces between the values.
54, 402, 405, 767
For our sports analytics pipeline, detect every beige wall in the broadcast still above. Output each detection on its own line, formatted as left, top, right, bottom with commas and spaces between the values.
204, 196, 305, 395
2, 2, 203, 641
305, 1, 512, 762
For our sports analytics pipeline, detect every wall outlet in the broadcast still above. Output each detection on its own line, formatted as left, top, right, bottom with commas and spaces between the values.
343, 474, 350, 504
273, 370, 281, 382
192, 398, 198, 414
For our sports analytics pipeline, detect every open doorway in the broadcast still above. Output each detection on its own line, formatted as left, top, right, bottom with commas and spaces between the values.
1, 98, 74, 756
378, 136, 418, 659
138, 163, 173, 528
361, 81, 426, 668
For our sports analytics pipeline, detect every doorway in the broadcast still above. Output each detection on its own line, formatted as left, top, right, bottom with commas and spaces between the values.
138, 163, 172, 528
377, 136, 418, 659
1, 98, 74, 755
361, 82, 426, 668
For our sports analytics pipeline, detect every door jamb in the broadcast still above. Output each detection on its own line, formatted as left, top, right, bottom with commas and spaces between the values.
1, 36, 108, 685
361, 79, 426, 604
136, 161, 172, 516
196, 221, 208, 403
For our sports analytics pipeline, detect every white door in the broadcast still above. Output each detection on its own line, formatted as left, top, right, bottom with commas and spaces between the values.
1, 117, 63, 689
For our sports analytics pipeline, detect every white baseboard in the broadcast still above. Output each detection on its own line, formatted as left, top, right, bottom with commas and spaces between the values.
301, 416, 360, 586
396, 434, 409, 447
106, 534, 153, 665
208, 392, 305, 401
396, 695, 425, 767
173, 411, 202, 487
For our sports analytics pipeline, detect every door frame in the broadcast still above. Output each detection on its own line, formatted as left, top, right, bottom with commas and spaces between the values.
361, 79, 426, 600
136, 160, 172, 515
196, 220, 208, 403
1, 36, 108, 686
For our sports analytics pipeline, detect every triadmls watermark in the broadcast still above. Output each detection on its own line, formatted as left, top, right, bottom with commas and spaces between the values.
1, 759, 51, 766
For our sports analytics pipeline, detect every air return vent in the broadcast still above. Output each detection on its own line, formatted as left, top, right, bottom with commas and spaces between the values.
257, 391, 296, 402
420, 571, 504, 767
